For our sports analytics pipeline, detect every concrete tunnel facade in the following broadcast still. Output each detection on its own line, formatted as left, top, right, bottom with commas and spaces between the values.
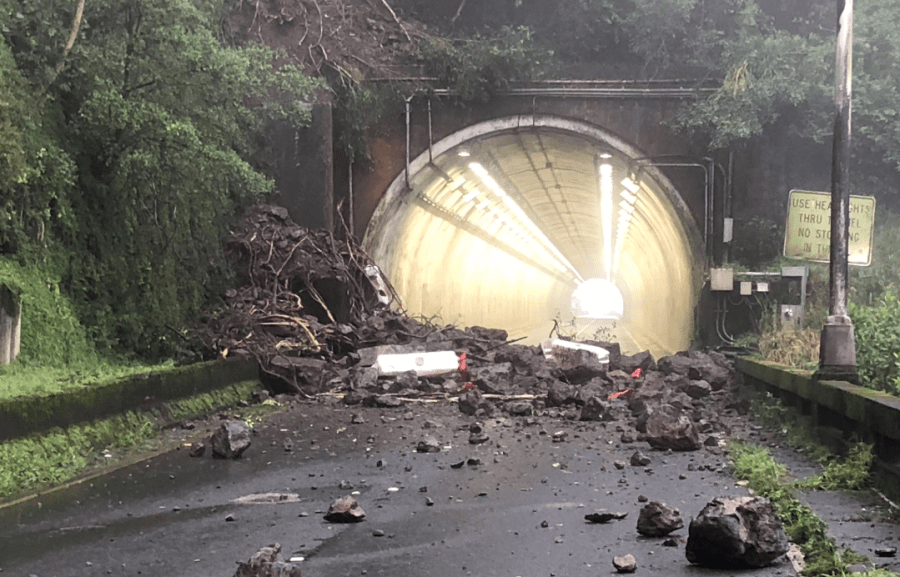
363, 115, 705, 357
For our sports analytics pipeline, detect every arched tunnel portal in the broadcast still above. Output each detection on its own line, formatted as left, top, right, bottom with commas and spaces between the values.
363, 115, 705, 357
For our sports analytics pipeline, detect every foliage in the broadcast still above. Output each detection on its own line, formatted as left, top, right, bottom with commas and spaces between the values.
729, 441, 862, 576
1, 0, 321, 359
421, 25, 552, 102
756, 327, 820, 369
799, 443, 874, 492
849, 290, 900, 394
0, 257, 95, 366
0, 381, 257, 502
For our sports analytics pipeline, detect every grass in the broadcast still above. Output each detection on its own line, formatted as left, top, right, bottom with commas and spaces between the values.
729, 441, 871, 576
0, 380, 265, 504
0, 360, 176, 401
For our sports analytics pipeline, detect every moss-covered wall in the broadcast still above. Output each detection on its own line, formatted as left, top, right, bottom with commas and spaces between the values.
0, 358, 259, 441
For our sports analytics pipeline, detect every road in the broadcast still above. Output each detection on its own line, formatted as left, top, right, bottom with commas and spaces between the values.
0, 397, 893, 577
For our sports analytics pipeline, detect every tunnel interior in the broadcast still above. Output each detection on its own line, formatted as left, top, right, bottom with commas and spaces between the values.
363, 117, 704, 357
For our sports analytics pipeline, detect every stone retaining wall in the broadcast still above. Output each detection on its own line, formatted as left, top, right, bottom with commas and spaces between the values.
737, 357, 900, 501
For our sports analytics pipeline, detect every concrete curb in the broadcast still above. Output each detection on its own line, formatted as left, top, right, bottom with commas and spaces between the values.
0, 358, 259, 442
737, 357, 900, 501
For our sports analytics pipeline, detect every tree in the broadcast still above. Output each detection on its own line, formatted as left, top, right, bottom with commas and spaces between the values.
2, 0, 321, 356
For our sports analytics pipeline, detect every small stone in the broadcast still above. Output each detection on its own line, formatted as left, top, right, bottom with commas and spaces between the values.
372, 529, 385, 537
875, 547, 897, 558
630, 451, 651, 466
339, 480, 353, 490
417, 435, 442, 453
225, 514, 235, 522
585, 511, 628, 523
425, 497, 434, 506
552, 431, 569, 443
662, 537, 678, 547
613, 554, 637, 573
324, 496, 366, 523
638, 495, 649, 503
541, 520, 549, 528
614, 460, 627, 470
351, 413, 366, 424
188, 441, 206, 458
636, 501, 683, 536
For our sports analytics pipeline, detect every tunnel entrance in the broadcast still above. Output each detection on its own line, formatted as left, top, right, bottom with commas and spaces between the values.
363, 115, 704, 357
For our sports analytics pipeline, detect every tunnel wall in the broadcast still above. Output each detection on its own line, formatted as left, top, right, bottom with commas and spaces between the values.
349, 94, 709, 238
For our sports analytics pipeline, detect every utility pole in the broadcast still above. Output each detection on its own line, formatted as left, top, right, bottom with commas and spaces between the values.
818, 0, 857, 381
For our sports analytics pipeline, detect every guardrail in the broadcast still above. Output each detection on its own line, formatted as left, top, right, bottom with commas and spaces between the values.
737, 358, 900, 501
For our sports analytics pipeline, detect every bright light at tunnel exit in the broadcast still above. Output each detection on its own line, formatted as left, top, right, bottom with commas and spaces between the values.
571, 278, 624, 320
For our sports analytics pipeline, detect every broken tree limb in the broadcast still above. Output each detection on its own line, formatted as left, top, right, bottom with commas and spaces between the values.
378, 0, 411, 43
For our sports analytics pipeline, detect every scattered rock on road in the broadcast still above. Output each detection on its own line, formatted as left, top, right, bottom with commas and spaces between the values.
324, 496, 366, 523
644, 405, 701, 451
613, 554, 637, 573
417, 435, 441, 453
636, 501, 684, 536
211, 420, 252, 459
585, 511, 628, 523
233, 543, 301, 577
685, 496, 789, 568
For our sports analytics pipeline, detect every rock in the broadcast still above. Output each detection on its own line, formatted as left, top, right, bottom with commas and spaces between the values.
458, 389, 490, 416
644, 404, 701, 451
630, 451, 651, 466
613, 554, 637, 573
352, 366, 379, 390
552, 430, 568, 443
367, 394, 404, 408
189, 440, 207, 458
469, 421, 489, 444
585, 511, 628, 523
662, 537, 679, 547
619, 350, 656, 374
614, 460, 626, 470
210, 421, 252, 459
657, 354, 694, 376
233, 543, 301, 577
546, 380, 577, 407
472, 363, 514, 394
351, 413, 366, 424
416, 435, 441, 453
686, 496, 789, 568
684, 380, 712, 399
507, 401, 534, 416
875, 547, 898, 558
636, 501, 684, 536
579, 396, 612, 421
324, 496, 366, 523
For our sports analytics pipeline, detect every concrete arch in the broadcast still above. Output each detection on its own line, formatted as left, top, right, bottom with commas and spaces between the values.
363, 114, 705, 356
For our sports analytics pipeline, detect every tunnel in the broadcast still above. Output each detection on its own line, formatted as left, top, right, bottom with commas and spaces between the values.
363, 115, 705, 357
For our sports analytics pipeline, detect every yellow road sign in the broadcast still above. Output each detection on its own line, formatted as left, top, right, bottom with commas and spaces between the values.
783, 189, 875, 266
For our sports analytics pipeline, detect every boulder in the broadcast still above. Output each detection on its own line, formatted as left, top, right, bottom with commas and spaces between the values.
458, 389, 491, 416
686, 496, 789, 568
657, 354, 694, 376
324, 496, 366, 523
211, 420, 252, 459
645, 404, 701, 451
684, 380, 712, 399
637, 501, 684, 536
546, 380, 578, 407
579, 397, 613, 421
472, 363, 514, 394
233, 543, 301, 577
619, 350, 656, 374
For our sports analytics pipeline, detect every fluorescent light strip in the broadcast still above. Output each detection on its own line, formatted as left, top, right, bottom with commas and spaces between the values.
469, 162, 584, 281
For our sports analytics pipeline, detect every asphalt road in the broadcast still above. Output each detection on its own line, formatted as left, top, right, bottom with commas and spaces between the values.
0, 397, 894, 577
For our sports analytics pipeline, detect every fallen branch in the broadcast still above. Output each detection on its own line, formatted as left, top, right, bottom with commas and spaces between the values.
378, 0, 411, 43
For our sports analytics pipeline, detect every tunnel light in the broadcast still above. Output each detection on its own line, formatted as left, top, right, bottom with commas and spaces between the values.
619, 200, 635, 213
571, 278, 624, 320
600, 163, 613, 281
477, 200, 490, 212
462, 189, 479, 203
468, 161, 585, 283
450, 177, 466, 190
622, 178, 640, 194
458, 150, 471, 157
621, 190, 637, 205
599, 153, 612, 159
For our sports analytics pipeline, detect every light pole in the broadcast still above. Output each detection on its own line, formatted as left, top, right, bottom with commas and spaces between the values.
818, 0, 857, 381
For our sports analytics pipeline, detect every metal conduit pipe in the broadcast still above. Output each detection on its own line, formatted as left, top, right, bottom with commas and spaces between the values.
431, 87, 712, 99
405, 94, 413, 190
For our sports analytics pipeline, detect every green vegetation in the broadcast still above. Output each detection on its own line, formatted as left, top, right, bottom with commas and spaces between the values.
1, 0, 320, 362
729, 441, 871, 576
0, 381, 262, 503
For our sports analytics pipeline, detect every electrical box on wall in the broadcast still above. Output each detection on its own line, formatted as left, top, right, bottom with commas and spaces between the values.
710, 268, 734, 291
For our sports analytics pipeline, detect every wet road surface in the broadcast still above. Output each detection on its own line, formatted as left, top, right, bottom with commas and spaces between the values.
0, 398, 895, 576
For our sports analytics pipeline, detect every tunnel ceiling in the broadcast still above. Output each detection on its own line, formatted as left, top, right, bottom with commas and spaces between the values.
364, 119, 703, 357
